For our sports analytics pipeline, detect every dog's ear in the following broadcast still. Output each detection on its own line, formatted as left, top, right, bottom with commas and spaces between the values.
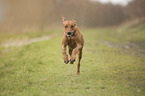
71, 19, 76, 23
71, 19, 77, 26
61, 16, 66, 23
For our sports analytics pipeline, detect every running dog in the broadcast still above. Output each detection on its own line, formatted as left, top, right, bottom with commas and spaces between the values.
61, 16, 84, 75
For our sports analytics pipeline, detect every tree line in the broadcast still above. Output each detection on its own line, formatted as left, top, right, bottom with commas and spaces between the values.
0, 0, 145, 32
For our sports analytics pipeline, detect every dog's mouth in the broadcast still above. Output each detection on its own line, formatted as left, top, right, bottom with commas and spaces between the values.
67, 35, 72, 37
66, 31, 74, 37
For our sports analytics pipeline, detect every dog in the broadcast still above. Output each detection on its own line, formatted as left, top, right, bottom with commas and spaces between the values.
61, 16, 84, 75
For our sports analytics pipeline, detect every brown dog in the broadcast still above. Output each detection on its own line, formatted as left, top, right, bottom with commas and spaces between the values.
61, 16, 84, 75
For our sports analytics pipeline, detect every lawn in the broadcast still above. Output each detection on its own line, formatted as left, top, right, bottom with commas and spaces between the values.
0, 24, 145, 96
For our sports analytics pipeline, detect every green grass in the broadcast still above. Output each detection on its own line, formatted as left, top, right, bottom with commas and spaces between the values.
0, 24, 145, 96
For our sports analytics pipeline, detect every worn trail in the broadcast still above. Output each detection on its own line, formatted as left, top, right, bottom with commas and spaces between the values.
0, 34, 58, 47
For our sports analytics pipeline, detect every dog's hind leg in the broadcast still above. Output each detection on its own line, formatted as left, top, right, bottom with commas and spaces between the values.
77, 49, 82, 75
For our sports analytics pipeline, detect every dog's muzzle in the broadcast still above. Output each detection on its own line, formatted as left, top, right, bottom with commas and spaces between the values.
66, 31, 73, 37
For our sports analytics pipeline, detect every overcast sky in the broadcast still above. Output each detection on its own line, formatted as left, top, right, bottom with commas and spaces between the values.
90, 0, 132, 6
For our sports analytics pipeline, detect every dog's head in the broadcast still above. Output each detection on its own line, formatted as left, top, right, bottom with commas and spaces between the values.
61, 16, 77, 37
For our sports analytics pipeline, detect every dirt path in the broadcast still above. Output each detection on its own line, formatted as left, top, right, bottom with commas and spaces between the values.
0, 34, 57, 48
101, 41, 145, 57
0, 34, 58, 57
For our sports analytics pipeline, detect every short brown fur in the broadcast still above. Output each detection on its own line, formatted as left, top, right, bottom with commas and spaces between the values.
61, 16, 84, 75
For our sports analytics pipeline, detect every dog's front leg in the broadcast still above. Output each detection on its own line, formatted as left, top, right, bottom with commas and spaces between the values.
70, 43, 82, 64
62, 44, 69, 64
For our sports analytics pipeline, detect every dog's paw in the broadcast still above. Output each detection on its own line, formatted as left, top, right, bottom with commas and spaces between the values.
76, 72, 80, 75
69, 59, 75, 64
64, 60, 69, 64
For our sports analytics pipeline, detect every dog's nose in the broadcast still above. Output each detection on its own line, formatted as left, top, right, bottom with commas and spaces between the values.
67, 31, 72, 35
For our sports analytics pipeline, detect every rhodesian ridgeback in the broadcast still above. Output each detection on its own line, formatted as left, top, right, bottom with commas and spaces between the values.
61, 16, 84, 75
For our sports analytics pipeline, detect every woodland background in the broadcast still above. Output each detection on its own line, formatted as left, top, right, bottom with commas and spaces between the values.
0, 0, 145, 32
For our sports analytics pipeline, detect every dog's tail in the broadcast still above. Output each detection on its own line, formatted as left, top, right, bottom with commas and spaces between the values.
61, 16, 66, 22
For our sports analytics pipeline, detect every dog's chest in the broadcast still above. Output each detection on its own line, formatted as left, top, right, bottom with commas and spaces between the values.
68, 40, 77, 48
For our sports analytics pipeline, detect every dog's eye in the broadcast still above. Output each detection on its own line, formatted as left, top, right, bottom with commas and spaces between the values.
65, 25, 68, 28
71, 25, 74, 28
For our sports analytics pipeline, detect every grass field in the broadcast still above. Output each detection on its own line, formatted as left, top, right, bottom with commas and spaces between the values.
0, 23, 145, 96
